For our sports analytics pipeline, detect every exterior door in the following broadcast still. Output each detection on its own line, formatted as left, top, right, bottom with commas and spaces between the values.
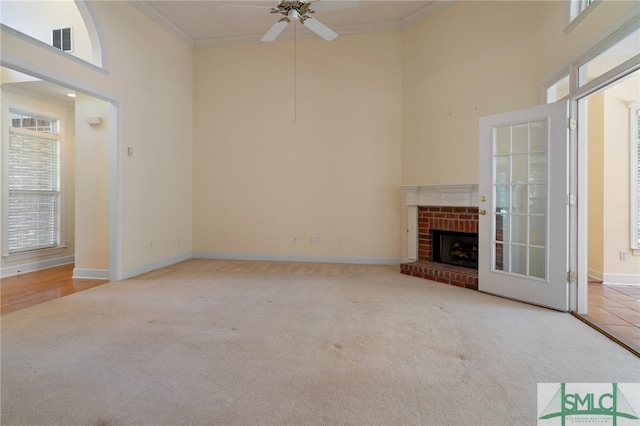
478, 102, 570, 311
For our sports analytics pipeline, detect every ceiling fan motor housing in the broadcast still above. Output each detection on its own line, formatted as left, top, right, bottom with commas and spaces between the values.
273, 0, 315, 20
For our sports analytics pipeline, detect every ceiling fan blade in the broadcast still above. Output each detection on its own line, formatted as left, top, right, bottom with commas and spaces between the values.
302, 17, 337, 41
309, 0, 359, 13
261, 19, 289, 42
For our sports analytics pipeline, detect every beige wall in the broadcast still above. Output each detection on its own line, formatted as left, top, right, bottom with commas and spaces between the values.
1, 1, 193, 278
602, 75, 640, 281
401, 1, 544, 186
0, 88, 76, 269
2, 0, 637, 275
74, 93, 109, 272
193, 31, 402, 261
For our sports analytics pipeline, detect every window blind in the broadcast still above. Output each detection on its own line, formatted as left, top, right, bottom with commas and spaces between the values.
8, 129, 61, 253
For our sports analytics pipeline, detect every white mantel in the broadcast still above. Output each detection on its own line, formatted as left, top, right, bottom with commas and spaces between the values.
401, 184, 479, 207
401, 184, 479, 261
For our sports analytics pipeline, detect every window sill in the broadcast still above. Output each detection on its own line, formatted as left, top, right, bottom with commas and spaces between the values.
2, 246, 68, 262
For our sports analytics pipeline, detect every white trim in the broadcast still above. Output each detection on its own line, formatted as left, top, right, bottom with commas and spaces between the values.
74, 0, 108, 70
122, 252, 193, 279
540, 13, 640, 105
576, 97, 589, 314
0, 24, 108, 75
401, 1, 456, 29
193, 252, 402, 266
1, 51, 123, 283
2, 246, 67, 263
0, 255, 74, 278
109, 102, 122, 281
72, 268, 110, 280
401, 184, 479, 207
602, 273, 640, 286
587, 268, 603, 282
129, 0, 194, 48
630, 102, 640, 250
136, 0, 455, 49
564, 0, 602, 34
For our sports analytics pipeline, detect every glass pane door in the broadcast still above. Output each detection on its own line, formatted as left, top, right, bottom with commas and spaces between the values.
479, 101, 569, 311
493, 120, 548, 280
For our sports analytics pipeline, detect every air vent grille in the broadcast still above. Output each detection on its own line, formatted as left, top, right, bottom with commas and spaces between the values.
52, 27, 72, 52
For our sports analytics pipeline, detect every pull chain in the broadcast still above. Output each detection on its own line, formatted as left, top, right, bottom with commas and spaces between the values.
294, 21, 297, 122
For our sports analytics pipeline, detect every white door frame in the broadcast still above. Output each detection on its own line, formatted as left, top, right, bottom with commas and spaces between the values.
0, 55, 124, 281
572, 57, 640, 313
540, 15, 640, 314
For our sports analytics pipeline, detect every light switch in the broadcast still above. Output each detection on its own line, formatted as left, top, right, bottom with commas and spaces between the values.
127, 147, 134, 156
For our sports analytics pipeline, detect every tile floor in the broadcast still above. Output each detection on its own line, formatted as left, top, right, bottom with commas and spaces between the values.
583, 282, 640, 354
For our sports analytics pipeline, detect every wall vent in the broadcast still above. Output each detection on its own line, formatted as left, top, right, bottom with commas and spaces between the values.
52, 27, 72, 52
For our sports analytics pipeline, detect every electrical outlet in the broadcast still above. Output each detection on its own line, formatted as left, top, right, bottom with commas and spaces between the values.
310, 236, 320, 244
292, 236, 298, 243
620, 250, 629, 261
149, 242, 154, 250
339, 236, 345, 244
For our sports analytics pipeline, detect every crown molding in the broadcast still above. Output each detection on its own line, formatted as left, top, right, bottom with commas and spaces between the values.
131, 0, 455, 49
402, 1, 456, 28
129, 0, 194, 48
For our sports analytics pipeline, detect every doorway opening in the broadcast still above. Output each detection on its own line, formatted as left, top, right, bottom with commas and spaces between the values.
578, 69, 640, 354
0, 65, 120, 282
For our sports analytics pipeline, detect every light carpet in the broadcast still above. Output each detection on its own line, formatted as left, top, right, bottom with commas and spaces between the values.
1, 259, 638, 425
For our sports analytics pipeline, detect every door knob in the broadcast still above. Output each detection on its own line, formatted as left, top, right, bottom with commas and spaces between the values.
479, 209, 487, 215
480, 196, 487, 202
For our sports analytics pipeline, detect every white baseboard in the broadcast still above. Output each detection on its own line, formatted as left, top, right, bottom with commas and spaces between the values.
73, 268, 110, 280
0, 255, 75, 278
193, 252, 402, 265
587, 268, 603, 282
602, 273, 640, 286
122, 252, 193, 280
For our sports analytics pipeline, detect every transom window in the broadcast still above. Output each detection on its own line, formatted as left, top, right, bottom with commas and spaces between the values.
4, 110, 62, 255
565, 0, 600, 32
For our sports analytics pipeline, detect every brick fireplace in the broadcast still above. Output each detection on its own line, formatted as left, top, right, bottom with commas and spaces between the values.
400, 185, 479, 290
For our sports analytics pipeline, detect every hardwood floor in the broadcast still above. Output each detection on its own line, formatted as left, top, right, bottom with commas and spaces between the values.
1, 264, 109, 315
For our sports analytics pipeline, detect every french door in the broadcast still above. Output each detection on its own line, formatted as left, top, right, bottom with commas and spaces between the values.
478, 102, 570, 311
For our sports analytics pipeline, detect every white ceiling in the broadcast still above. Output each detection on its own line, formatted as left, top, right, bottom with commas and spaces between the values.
133, 0, 453, 47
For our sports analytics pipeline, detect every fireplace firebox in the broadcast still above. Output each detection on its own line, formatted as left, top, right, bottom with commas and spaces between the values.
432, 230, 478, 269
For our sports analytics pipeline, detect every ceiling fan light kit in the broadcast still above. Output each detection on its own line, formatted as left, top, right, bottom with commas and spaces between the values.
228, 0, 351, 42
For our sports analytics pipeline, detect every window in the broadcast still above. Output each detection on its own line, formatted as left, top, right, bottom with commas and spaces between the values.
631, 102, 640, 251
577, 27, 640, 88
5, 111, 62, 255
569, 0, 593, 21
546, 74, 570, 104
565, 0, 600, 33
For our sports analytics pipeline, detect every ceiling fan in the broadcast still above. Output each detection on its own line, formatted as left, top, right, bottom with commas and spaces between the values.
225, 0, 358, 42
